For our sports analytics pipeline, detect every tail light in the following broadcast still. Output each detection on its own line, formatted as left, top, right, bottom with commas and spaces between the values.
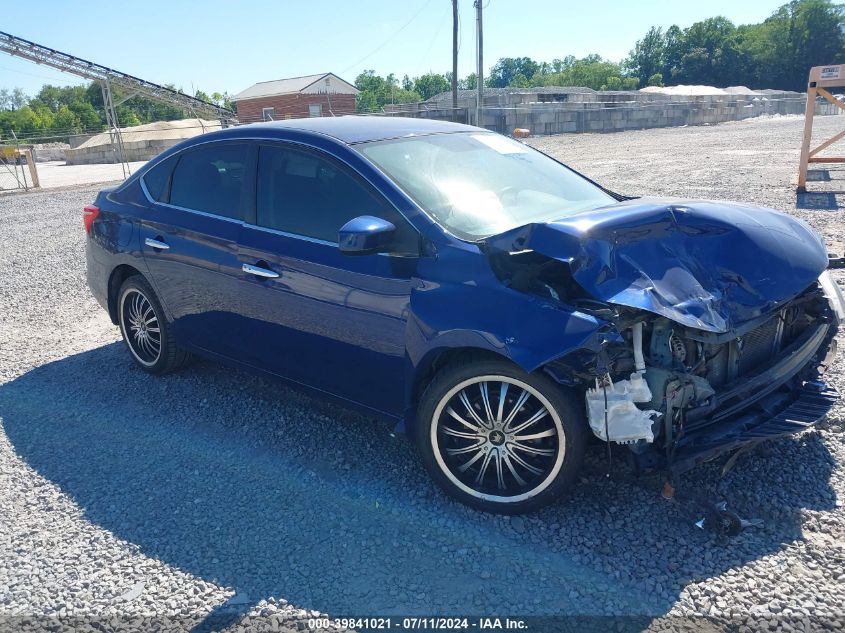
83, 205, 100, 234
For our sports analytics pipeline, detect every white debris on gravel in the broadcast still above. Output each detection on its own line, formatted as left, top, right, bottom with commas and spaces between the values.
0, 115, 844, 631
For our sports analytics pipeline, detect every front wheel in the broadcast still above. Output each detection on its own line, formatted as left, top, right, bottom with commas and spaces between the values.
416, 359, 587, 514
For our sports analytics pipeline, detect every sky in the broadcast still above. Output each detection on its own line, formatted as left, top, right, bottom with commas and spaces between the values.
1, 0, 787, 98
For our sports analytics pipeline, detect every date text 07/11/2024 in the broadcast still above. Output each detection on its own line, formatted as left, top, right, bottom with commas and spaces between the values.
307, 617, 529, 630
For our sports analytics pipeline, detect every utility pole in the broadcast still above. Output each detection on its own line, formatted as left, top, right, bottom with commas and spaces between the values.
452, 0, 458, 120
474, 0, 483, 127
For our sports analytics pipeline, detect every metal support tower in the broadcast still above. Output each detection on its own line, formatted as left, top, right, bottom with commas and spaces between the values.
100, 79, 129, 177
0, 30, 238, 173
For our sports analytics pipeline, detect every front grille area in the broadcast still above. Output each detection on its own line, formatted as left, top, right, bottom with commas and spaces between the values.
640, 282, 834, 464
650, 283, 826, 394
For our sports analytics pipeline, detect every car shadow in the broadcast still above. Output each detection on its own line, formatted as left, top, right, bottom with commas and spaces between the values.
0, 343, 838, 630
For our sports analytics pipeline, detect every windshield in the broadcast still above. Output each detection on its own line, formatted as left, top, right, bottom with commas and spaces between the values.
358, 132, 615, 240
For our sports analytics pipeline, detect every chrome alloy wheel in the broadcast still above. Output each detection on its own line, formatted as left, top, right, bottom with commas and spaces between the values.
430, 375, 565, 503
119, 288, 162, 367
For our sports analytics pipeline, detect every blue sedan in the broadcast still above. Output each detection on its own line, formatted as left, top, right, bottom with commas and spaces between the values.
85, 116, 843, 513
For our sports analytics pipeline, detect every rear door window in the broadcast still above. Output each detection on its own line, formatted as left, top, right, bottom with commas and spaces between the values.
169, 143, 248, 220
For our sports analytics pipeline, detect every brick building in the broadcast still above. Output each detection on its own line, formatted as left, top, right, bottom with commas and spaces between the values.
232, 73, 359, 123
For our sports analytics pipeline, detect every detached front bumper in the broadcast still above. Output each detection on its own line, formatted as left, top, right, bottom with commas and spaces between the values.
670, 379, 837, 474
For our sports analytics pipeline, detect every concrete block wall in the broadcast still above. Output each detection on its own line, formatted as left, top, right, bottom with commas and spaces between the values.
31, 143, 68, 162
387, 90, 822, 135
64, 137, 185, 165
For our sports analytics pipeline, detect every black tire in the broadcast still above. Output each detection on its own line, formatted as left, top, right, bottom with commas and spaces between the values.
416, 358, 587, 514
117, 275, 190, 375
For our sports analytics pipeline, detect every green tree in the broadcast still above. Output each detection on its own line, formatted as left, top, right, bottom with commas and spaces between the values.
459, 73, 477, 90
532, 55, 633, 91
10, 106, 47, 135
0, 79, 235, 140
121, 111, 142, 127
625, 27, 666, 87
413, 73, 450, 100
355, 90, 378, 113
622, 76, 640, 90
675, 17, 738, 85
210, 92, 234, 110
487, 57, 541, 87
761, 0, 845, 90
35, 85, 63, 110
604, 76, 623, 91
354, 70, 422, 112
662, 25, 685, 81
510, 74, 531, 88
51, 104, 81, 133
9, 88, 27, 110
647, 0, 845, 90
70, 101, 102, 130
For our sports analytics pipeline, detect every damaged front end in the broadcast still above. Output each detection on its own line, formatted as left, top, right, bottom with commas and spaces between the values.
580, 286, 839, 475
484, 198, 842, 475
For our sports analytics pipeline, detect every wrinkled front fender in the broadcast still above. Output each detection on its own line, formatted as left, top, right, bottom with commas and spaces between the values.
403, 244, 614, 414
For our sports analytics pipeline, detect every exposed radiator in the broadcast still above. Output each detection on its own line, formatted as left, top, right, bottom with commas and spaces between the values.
736, 315, 781, 376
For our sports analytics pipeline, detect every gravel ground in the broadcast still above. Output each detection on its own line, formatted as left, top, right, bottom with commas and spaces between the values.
1, 114, 844, 632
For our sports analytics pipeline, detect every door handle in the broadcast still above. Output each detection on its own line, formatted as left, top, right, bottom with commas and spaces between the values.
145, 237, 170, 250
242, 263, 280, 279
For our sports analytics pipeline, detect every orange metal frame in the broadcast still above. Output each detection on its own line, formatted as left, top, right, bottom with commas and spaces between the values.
798, 64, 845, 191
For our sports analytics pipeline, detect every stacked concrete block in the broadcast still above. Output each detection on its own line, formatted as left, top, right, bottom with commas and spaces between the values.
389, 87, 821, 135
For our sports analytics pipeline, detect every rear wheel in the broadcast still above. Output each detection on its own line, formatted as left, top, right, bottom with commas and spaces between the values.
117, 276, 189, 374
416, 359, 586, 514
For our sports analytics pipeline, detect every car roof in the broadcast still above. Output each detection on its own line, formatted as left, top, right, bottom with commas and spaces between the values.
237, 115, 484, 144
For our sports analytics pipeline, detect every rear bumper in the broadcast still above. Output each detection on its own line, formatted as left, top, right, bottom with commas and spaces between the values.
86, 238, 110, 314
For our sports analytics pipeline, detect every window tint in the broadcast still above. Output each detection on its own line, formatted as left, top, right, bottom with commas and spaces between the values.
143, 155, 177, 202
169, 144, 248, 219
256, 144, 417, 253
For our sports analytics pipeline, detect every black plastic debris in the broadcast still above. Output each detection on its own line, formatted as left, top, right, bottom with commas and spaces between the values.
695, 501, 764, 536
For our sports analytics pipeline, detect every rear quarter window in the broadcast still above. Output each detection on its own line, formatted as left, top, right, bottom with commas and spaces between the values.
142, 155, 178, 202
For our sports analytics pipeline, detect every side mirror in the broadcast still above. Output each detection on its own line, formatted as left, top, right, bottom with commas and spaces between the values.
338, 215, 396, 255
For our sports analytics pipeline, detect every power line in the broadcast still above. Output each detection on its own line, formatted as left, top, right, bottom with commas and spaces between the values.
0, 63, 87, 86
418, 5, 451, 68
338, 0, 435, 76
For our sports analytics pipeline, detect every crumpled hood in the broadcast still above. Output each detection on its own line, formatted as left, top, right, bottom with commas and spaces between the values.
484, 198, 828, 332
